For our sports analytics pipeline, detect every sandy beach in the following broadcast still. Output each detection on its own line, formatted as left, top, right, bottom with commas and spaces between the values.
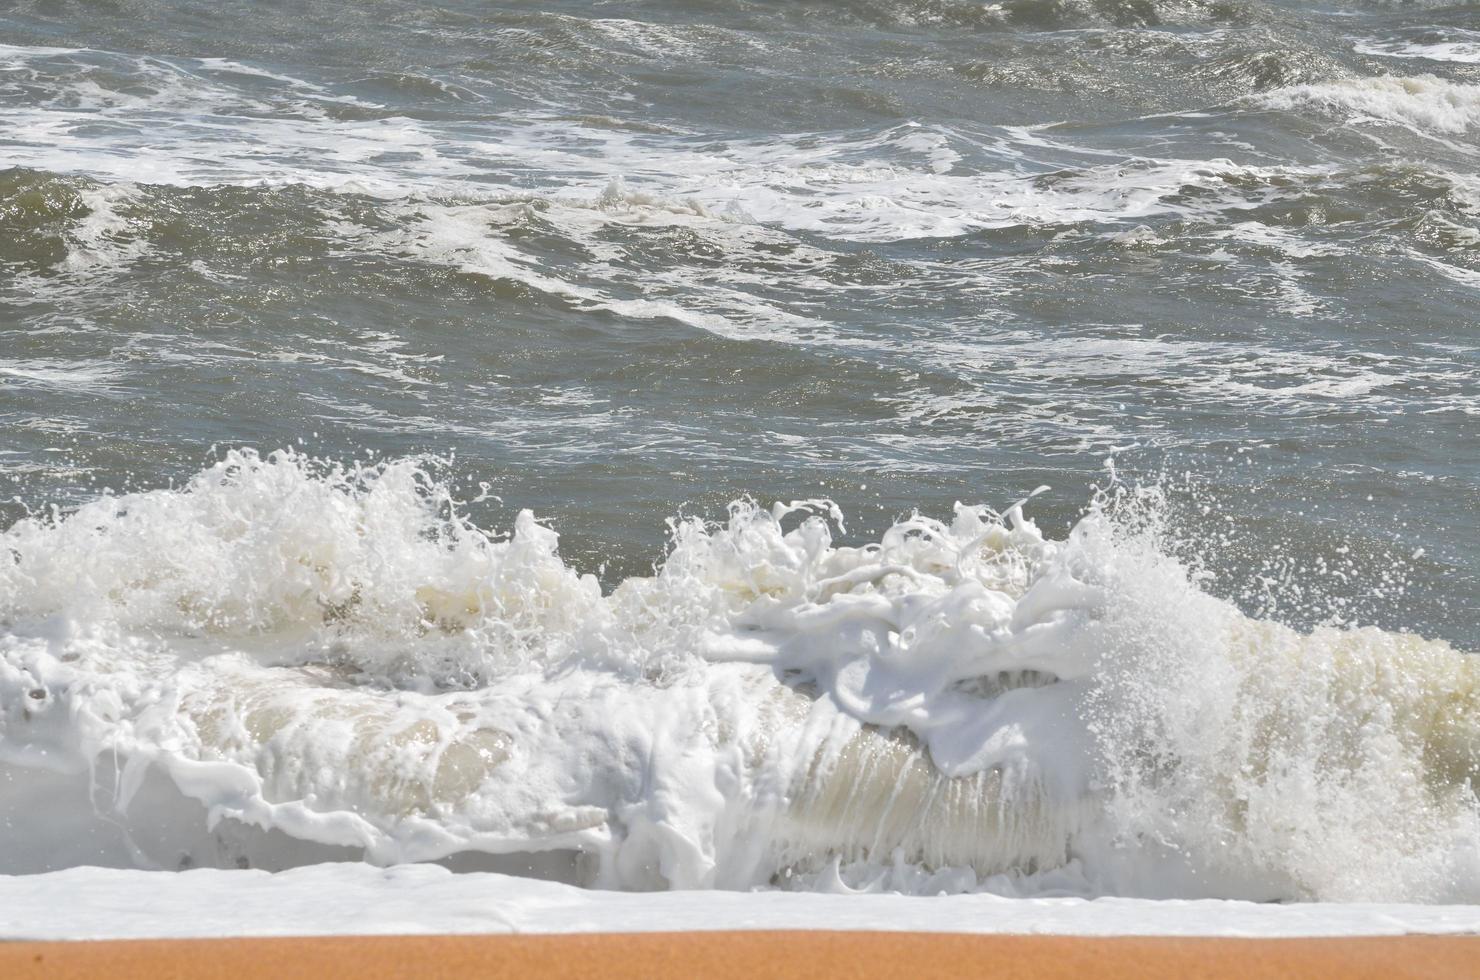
6, 933, 1478, 979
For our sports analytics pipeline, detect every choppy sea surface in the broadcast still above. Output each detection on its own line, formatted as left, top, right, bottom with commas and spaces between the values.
2, 0, 1479, 912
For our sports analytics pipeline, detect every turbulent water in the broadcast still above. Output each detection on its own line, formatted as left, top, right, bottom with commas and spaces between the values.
1, 1, 1478, 905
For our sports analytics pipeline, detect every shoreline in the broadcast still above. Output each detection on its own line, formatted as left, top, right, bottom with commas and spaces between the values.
5, 932, 1477, 979
6, 865, 1480, 940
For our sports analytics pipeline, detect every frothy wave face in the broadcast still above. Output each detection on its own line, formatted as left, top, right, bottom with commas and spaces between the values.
1260, 74, 1480, 137
0, 451, 1474, 901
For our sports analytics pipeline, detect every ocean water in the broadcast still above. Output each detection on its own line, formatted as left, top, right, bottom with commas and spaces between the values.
2, 0, 1479, 913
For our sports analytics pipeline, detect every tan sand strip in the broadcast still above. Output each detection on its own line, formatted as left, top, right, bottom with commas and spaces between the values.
4, 931, 1478, 979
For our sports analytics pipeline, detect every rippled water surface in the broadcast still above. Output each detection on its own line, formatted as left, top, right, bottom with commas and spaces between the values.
2, 2, 1477, 636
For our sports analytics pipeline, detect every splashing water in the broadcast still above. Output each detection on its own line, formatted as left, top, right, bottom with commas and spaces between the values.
0, 450, 1475, 901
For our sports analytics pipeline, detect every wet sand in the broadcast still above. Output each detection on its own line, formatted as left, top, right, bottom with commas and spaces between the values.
4, 932, 1477, 979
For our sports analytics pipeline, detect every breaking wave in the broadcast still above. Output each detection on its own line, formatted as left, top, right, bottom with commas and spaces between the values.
1, 450, 1475, 902
1260, 74, 1480, 136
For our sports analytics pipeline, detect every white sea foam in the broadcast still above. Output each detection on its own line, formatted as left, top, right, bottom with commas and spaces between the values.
1260, 75, 1480, 136
0, 42, 1371, 246
1356, 33, 1480, 66
5, 864, 1480, 940
55, 184, 150, 274
1, 451, 1475, 901
0, 358, 127, 392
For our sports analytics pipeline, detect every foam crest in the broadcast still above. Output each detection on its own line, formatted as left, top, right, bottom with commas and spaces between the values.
1260, 74, 1480, 136
1072, 488, 1480, 901
1356, 33, 1480, 66
0, 450, 604, 671
1, 454, 1477, 901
